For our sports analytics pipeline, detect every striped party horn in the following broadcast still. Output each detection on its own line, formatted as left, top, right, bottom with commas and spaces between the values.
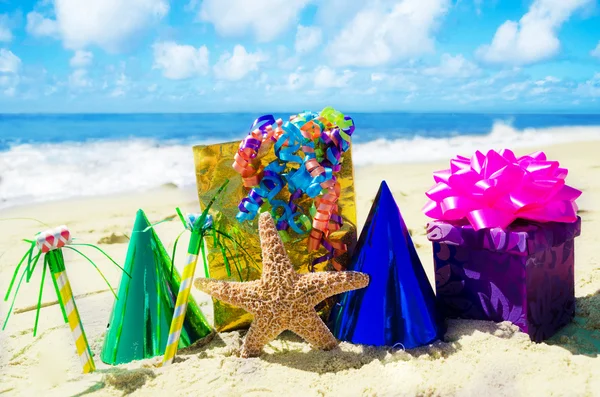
3, 224, 126, 374
162, 181, 232, 366
162, 214, 204, 367
37, 226, 95, 373
47, 249, 96, 373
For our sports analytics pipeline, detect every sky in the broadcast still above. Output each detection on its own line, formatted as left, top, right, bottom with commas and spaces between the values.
0, 0, 599, 113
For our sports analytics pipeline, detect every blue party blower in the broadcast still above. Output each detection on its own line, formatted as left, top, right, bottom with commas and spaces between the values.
330, 181, 443, 348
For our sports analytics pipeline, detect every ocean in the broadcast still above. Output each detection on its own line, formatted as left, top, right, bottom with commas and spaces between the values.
1, 112, 600, 209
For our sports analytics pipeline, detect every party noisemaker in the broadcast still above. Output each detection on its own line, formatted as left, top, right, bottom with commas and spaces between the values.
3, 225, 127, 374
162, 180, 253, 366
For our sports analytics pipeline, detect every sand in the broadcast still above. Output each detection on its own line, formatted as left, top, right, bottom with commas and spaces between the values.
0, 142, 599, 397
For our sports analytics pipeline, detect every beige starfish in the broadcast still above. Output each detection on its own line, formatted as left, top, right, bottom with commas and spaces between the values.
194, 212, 369, 358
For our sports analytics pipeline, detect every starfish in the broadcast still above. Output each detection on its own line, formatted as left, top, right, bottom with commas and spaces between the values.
194, 212, 369, 358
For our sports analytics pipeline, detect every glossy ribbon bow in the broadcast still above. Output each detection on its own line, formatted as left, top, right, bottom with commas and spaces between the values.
423, 149, 581, 230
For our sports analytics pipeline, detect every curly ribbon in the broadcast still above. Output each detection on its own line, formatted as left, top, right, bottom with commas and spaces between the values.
232, 107, 355, 269
422, 149, 581, 231
2, 226, 126, 374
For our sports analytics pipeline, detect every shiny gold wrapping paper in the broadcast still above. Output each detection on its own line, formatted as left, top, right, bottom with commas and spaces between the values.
193, 140, 357, 332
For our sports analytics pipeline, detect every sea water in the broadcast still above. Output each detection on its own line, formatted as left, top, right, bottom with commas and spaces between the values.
1, 112, 600, 209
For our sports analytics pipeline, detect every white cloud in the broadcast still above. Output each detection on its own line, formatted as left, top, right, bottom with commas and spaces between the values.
591, 42, 600, 58
152, 41, 209, 80
422, 54, 480, 78
502, 81, 530, 93
285, 69, 308, 91
368, 71, 420, 92
327, 0, 451, 67
276, 66, 355, 91
110, 87, 126, 97
3, 86, 16, 96
197, 0, 310, 42
69, 69, 92, 88
214, 45, 265, 81
477, 0, 593, 65
313, 66, 355, 88
535, 76, 560, 85
0, 48, 20, 73
576, 73, 600, 97
110, 72, 129, 96
295, 25, 322, 54
0, 14, 13, 42
275, 45, 300, 70
26, 0, 168, 52
458, 68, 523, 92
44, 85, 58, 96
404, 92, 416, 103
70, 50, 93, 67
530, 86, 551, 95
26, 11, 59, 38
148, 83, 158, 92
313, 0, 365, 28
0, 73, 20, 96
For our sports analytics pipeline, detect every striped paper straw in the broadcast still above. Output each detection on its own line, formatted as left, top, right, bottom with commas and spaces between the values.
162, 252, 198, 366
53, 269, 96, 373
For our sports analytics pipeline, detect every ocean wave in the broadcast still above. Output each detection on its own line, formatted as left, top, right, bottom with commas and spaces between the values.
0, 140, 199, 209
353, 122, 600, 166
1, 122, 599, 209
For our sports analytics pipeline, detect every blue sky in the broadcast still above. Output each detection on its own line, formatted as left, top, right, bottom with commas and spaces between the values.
0, 0, 599, 113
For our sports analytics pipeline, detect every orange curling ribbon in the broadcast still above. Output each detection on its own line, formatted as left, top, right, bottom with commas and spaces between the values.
232, 118, 283, 187
309, 182, 347, 268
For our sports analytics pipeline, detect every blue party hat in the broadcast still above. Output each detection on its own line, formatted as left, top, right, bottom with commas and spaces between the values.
330, 181, 443, 348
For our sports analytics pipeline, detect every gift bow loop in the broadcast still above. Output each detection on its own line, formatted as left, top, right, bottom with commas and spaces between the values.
423, 149, 581, 230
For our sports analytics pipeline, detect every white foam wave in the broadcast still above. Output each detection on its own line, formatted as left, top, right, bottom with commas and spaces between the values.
1, 122, 599, 209
0, 140, 198, 209
353, 122, 600, 166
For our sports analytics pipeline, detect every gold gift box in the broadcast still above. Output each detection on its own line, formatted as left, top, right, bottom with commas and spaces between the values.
193, 140, 357, 332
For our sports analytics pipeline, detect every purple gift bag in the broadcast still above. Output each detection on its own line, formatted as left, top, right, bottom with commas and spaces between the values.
427, 218, 581, 342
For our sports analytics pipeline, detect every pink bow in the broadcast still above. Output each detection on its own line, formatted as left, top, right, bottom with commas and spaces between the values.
423, 149, 581, 231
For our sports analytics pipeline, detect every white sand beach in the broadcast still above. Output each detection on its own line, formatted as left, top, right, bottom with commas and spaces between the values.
0, 141, 599, 397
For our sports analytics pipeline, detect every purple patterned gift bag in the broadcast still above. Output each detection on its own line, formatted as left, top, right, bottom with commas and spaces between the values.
426, 219, 581, 342
422, 149, 582, 342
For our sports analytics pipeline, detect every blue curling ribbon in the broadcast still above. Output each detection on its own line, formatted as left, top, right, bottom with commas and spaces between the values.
251, 114, 276, 133
271, 200, 310, 235
236, 110, 354, 234
287, 165, 313, 197
274, 122, 304, 164
326, 146, 340, 166
237, 198, 260, 222
187, 213, 213, 231
236, 162, 285, 222
270, 199, 293, 225
294, 111, 318, 125
287, 161, 332, 199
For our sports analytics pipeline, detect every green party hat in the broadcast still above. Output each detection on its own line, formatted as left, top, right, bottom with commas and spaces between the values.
100, 209, 212, 365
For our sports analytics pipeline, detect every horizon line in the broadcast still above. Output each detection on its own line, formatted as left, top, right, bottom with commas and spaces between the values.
2, 110, 600, 116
